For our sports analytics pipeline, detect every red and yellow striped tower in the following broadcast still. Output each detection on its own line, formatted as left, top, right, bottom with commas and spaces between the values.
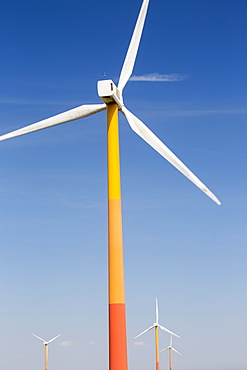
155, 326, 160, 370
107, 103, 128, 370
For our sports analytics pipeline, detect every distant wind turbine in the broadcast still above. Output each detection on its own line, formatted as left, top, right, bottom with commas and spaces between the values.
160, 335, 181, 370
135, 299, 180, 370
32, 334, 61, 370
1, 0, 221, 369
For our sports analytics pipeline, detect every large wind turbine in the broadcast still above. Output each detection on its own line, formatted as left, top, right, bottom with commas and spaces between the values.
1, 0, 221, 370
160, 335, 181, 370
135, 299, 180, 370
32, 334, 61, 370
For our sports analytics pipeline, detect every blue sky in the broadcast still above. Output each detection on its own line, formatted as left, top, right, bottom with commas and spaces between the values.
0, 0, 247, 370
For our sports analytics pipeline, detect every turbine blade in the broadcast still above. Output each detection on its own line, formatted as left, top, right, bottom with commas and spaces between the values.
134, 325, 155, 339
158, 324, 180, 338
156, 298, 159, 323
170, 335, 173, 347
160, 346, 169, 353
118, 0, 150, 92
0, 103, 106, 142
32, 334, 45, 342
48, 334, 61, 343
172, 348, 182, 356
121, 106, 221, 205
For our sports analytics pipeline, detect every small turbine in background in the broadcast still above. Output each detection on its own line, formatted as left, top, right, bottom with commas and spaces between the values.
32, 334, 61, 370
160, 335, 182, 370
135, 298, 180, 370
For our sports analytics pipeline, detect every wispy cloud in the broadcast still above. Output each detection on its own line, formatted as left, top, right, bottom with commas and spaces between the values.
134, 341, 145, 346
59, 341, 73, 347
155, 107, 247, 117
0, 97, 82, 106
88, 341, 96, 345
130, 73, 186, 82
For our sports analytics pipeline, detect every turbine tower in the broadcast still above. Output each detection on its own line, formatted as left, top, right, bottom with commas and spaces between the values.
32, 334, 61, 370
1, 1, 221, 370
135, 299, 180, 370
160, 335, 181, 370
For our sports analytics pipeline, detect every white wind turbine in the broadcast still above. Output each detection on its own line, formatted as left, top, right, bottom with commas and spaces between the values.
0, 0, 220, 208
1, 0, 220, 369
135, 299, 180, 370
160, 335, 181, 370
32, 334, 61, 370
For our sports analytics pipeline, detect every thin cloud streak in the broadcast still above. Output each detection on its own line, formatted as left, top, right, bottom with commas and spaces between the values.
0, 97, 83, 106
134, 341, 145, 346
60, 341, 73, 347
130, 73, 186, 82
155, 107, 247, 117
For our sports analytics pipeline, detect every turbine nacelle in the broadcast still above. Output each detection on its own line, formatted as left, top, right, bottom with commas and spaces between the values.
97, 79, 124, 108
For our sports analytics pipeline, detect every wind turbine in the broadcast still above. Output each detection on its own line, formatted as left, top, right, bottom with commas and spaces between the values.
160, 335, 181, 370
0, 0, 221, 370
32, 334, 61, 370
135, 299, 180, 370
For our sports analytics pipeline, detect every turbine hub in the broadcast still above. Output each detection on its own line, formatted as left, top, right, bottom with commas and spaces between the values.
97, 80, 123, 109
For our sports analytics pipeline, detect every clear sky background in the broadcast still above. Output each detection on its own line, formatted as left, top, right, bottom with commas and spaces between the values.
0, 0, 246, 370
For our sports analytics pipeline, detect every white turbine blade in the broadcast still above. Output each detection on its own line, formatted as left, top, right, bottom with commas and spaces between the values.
48, 334, 61, 343
172, 347, 182, 356
156, 298, 159, 323
118, 0, 150, 92
0, 103, 106, 142
32, 334, 45, 342
160, 346, 169, 353
158, 324, 180, 338
170, 335, 173, 347
121, 106, 221, 205
134, 325, 155, 339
